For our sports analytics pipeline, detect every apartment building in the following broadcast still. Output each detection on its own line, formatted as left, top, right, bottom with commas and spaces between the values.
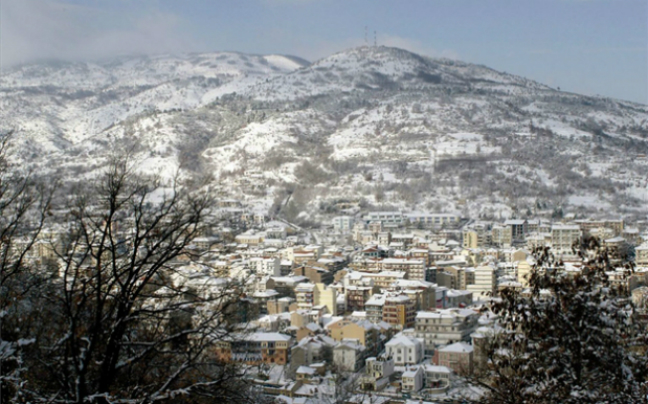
551, 224, 582, 253
382, 294, 417, 330
414, 309, 480, 355
381, 258, 426, 280
215, 332, 292, 365
466, 265, 496, 297
333, 215, 355, 232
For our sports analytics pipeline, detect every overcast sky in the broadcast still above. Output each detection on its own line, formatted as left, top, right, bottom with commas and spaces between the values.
1, 0, 646, 103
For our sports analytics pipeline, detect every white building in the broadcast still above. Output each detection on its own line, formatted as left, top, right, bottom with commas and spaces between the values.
365, 355, 395, 379
333, 216, 355, 232
333, 339, 366, 372
423, 364, 452, 388
385, 334, 423, 366
366, 211, 404, 226
551, 224, 581, 254
401, 366, 424, 392
404, 213, 460, 228
466, 265, 496, 297
414, 309, 479, 355
249, 257, 281, 276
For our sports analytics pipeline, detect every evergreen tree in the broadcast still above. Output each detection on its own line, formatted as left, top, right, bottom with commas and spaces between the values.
472, 237, 648, 403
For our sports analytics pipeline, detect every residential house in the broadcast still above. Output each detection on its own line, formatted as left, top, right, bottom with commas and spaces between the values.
333, 340, 366, 371
401, 366, 424, 393
437, 342, 474, 374
385, 334, 423, 366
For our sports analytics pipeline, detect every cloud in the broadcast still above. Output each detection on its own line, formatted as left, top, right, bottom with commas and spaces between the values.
0, 0, 199, 67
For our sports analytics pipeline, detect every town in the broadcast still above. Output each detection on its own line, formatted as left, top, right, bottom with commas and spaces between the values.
25, 199, 648, 404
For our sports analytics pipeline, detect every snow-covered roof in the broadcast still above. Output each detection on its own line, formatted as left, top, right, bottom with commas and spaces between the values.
296, 366, 316, 375
439, 342, 473, 353
247, 332, 292, 342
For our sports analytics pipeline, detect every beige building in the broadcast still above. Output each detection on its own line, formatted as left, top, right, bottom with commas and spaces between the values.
438, 342, 474, 374
551, 224, 581, 254
466, 265, 496, 297
414, 309, 479, 355
636, 244, 648, 266
491, 225, 512, 248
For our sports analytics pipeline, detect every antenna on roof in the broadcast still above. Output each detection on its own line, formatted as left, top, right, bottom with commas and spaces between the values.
364, 26, 368, 46
374, 31, 377, 47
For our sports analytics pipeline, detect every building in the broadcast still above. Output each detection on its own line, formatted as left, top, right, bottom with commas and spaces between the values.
491, 225, 512, 248
295, 283, 316, 310
414, 309, 480, 356
215, 332, 292, 365
249, 257, 281, 276
295, 265, 334, 285
385, 334, 423, 366
333, 216, 355, 232
366, 211, 404, 227
636, 244, 648, 265
333, 340, 366, 371
361, 355, 395, 391
438, 342, 474, 374
315, 283, 337, 316
401, 366, 424, 392
404, 213, 460, 228
346, 286, 373, 312
381, 258, 426, 281
551, 224, 581, 254
466, 265, 496, 297
423, 365, 452, 389
445, 290, 473, 308
365, 293, 386, 324
504, 219, 528, 240
382, 294, 416, 330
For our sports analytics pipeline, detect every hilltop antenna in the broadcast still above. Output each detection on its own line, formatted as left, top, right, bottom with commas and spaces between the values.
364, 26, 368, 46
374, 31, 377, 47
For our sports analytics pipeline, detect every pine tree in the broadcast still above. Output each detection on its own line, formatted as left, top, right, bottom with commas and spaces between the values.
472, 237, 648, 404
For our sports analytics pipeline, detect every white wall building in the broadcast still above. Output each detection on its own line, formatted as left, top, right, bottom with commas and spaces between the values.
333, 216, 355, 232
401, 366, 424, 392
466, 265, 496, 297
385, 334, 423, 366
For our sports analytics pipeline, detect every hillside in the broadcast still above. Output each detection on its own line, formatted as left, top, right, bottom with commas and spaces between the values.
1, 46, 647, 223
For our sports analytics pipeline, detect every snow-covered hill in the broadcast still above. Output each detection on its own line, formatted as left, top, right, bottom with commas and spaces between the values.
1, 46, 647, 221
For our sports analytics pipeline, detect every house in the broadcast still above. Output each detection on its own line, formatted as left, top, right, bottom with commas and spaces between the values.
438, 342, 474, 374
401, 366, 424, 393
328, 319, 379, 355
289, 335, 336, 374
423, 364, 452, 389
333, 339, 366, 371
360, 355, 395, 392
385, 334, 423, 366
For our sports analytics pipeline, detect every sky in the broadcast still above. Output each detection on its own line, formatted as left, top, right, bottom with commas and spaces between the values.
1, 0, 646, 104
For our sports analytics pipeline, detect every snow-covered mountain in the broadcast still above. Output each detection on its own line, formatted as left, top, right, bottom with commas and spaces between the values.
2, 46, 647, 221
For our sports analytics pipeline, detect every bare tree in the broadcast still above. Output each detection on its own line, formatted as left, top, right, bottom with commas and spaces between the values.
0, 131, 56, 402
5, 155, 256, 403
